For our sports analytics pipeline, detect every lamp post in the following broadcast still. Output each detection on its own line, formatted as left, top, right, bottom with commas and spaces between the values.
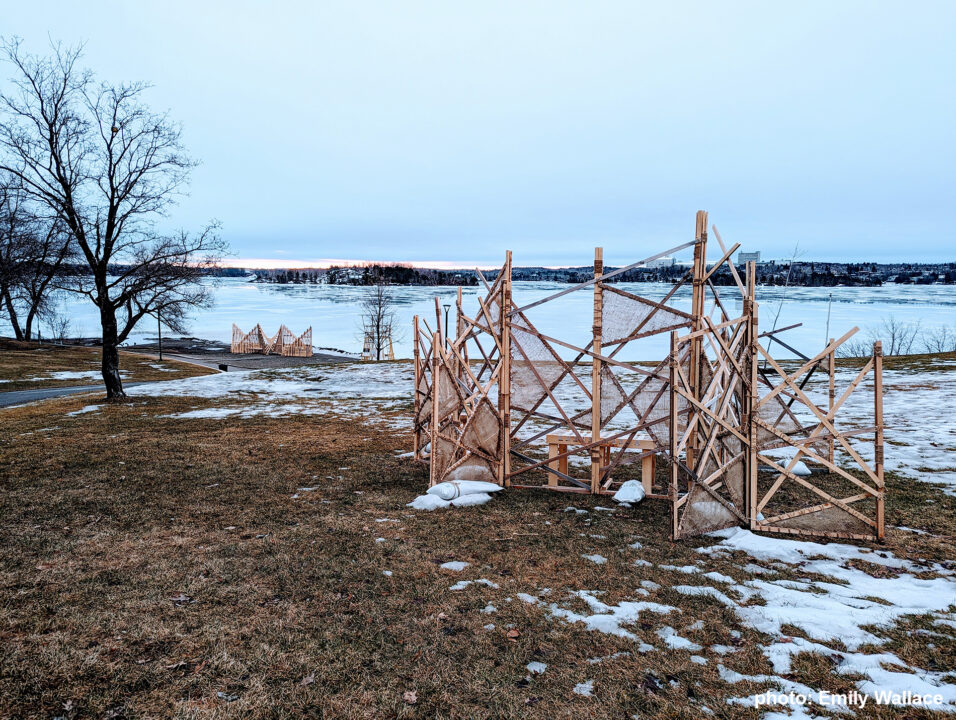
443, 303, 451, 347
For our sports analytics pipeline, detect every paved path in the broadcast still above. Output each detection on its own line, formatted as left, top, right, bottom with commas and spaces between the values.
0, 382, 149, 408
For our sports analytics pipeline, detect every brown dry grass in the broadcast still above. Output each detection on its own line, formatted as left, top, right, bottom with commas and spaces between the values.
0, 388, 954, 719
0, 338, 215, 391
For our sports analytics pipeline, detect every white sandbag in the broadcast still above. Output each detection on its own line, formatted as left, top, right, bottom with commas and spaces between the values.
427, 480, 503, 501
407, 494, 451, 511
613, 480, 646, 505
450, 492, 493, 507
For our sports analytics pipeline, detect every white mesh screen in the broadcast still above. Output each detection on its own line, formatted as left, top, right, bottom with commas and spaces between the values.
602, 290, 688, 345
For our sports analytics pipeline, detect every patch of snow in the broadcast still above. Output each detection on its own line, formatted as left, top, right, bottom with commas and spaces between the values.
656, 626, 702, 651
440, 561, 469, 572
148, 363, 178, 372
526, 661, 547, 675
673, 585, 737, 607
660, 564, 701, 574
702, 571, 734, 584
572, 680, 594, 697
531, 590, 677, 640
587, 651, 631, 664
761, 635, 956, 710
582, 554, 607, 565
67, 404, 100, 416
449, 579, 499, 591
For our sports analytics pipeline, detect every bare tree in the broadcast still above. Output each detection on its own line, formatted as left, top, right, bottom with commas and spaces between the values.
0, 174, 73, 340
875, 316, 921, 356
921, 325, 956, 354
0, 39, 226, 397
837, 315, 923, 358
360, 282, 397, 361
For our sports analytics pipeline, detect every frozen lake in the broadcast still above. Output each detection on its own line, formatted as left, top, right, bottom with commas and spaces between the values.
12, 278, 956, 360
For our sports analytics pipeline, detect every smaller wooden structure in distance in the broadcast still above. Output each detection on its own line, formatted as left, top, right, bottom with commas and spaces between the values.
231, 324, 313, 357
361, 330, 395, 361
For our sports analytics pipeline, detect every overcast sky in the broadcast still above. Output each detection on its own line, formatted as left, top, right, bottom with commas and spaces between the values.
3, 1, 954, 267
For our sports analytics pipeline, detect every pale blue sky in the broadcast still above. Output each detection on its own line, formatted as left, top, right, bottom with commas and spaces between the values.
3, 1, 954, 266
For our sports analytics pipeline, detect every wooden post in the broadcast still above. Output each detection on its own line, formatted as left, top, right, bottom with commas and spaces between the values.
688, 211, 707, 468
500, 251, 512, 487
157, 312, 163, 361
591, 247, 604, 494
429, 331, 441, 487
828, 337, 836, 465
669, 330, 680, 540
873, 340, 885, 541
413, 314, 421, 460
455, 286, 467, 382
747, 262, 759, 530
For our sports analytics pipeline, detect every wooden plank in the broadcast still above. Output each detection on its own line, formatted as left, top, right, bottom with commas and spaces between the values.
500, 253, 512, 486
874, 340, 885, 541
509, 240, 697, 316
591, 247, 603, 494
711, 225, 746, 296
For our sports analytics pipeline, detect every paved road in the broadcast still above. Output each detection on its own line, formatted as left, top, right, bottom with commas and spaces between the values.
0, 382, 147, 408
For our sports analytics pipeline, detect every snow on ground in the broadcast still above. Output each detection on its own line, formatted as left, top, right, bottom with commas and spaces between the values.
67, 404, 101, 416
125, 362, 413, 426
501, 528, 956, 712
116, 356, 954, 489
808, 361, 956, 489
20, 370, 129, 383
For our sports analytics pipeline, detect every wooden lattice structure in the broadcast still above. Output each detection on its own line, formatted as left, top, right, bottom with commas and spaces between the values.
412, 211, 886, 542
231, 324, 313, 357
362, 330, 395, 361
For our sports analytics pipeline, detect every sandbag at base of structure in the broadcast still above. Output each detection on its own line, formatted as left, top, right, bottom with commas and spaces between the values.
407, 491, 496, 511
409, 472, 503, 511
612, 480, 647, 506
428, 480, 503, 501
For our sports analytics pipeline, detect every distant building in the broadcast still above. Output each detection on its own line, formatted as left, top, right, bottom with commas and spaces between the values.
646, 256, 676, 269
737, 251, 761, 265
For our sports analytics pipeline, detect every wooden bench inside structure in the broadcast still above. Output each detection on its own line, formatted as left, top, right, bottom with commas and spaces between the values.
545, 432, 657, 493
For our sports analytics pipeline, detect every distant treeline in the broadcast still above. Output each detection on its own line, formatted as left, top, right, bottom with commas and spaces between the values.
486, 261, 956, 287
56, 260, 956, 287
253, 264, 478, 286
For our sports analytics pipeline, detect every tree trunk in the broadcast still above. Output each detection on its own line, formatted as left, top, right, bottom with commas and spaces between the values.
2, 289, 23, 341
100, 304, 126, 399
24, 308, 36, 342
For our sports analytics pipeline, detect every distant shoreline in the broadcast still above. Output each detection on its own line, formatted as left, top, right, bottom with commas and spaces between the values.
215, 260, 956, 288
